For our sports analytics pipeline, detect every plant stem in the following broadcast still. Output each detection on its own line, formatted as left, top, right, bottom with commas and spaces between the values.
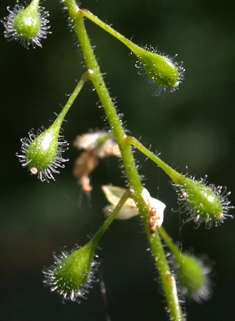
149, 230, 184, 321
53, 71, 88, 128
64, 2, 184, 319
72, 13, 144, 197
92, 189, 132, 246
27, 0, 40, 11
125, 136, 185, 185
159, 226, 183, 261
80, 9, 141, 54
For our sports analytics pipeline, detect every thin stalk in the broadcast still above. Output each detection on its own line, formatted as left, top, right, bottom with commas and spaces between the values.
80, 9, 141, 54
53, 71, 88, 127
92, 189, 132, 246
27, 0, 40, 11
125, 136, 185, 185
149, 230, 184, 320
64, 2, 184, 319
159, 226, 182, 259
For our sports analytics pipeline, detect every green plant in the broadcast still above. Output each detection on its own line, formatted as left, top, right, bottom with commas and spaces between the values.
2, 1, 234, 320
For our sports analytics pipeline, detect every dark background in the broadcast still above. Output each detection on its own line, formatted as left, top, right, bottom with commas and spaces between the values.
1, 0, 235, 320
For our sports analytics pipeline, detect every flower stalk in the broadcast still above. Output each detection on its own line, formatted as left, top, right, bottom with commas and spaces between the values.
17, 71, 90, 181
43, 188, 133, 302
64, 1, 185, 319
159, 226, 211, 302
125, 136, 233, 227
80, 9, 183, 90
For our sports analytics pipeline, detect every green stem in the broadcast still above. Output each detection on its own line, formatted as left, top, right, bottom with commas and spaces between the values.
125, 136, 185, 185
74, 13, 143, 196
27, 0, 40, 10
64, 2, 184, 319
80, 9, 142, 55
53, 71, 88, 128
159, 227, 183, 263
92, 189, 132, 245
150, 231, 184, 321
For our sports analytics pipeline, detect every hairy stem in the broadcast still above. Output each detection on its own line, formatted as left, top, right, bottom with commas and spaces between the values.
159, 226, 182, 259
80, 9, 141, 54
125, 136, 185, 184
92, 189, 133, 246
53, 71, 88, 128
149, 230, 184, 320
64, 1, 184, 319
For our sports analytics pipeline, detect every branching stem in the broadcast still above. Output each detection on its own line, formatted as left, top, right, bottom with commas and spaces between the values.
80, 9, 141, 54
53, 71, 89, 128
125, 136, 185, 185
64, 1, 185, 320
92, 189, 133, 246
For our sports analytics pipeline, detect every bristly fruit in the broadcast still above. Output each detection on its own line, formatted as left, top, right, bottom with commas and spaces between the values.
17, 125, 68, 182
176, 252, 212, 302
43, 242, 99, 303
2, 0, 51, 48
174, 175, 234, 228
134, 46, 184, 93
16, 73, 89, 182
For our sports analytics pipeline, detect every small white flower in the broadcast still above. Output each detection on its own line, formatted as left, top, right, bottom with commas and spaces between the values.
102, 185, 166, 227
141, 188, 166, 232
102, 185, 139, 220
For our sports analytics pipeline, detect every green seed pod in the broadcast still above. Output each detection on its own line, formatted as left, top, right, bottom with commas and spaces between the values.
134, 46, 184, 91
175, 175, 234, 228
2, 0, 51, 48
176, 252, 211, 302
14, 6, 40, 39
17, 124, 68, 182
158, 227, 211, 302
17, 73, 89, 181
125, 138, 234, 227
79, 10, 184, 93
43, 241, 98, 302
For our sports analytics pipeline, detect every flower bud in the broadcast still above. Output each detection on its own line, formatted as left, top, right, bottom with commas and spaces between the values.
2, 0, 51, 48
17, 74, 88, 182
43, 241, 98, 302
43, 183, 132, 302
126, 137, 234, 227
79, 10, 184, 93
